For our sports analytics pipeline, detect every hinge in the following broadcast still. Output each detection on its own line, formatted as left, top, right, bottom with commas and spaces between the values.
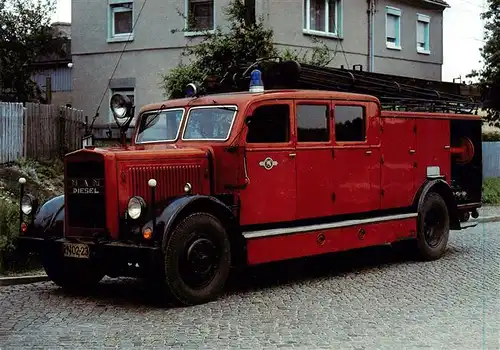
331, 148, 335, 158
380, 189, 385, 196
413, 125, 417, 133
380, 155, 384, 164
332, 192, 336, 201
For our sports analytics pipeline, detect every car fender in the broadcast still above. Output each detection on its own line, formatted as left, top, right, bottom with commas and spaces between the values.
140, 195, 237, 252
31, 195, 65, 237
414, 179, 459, 229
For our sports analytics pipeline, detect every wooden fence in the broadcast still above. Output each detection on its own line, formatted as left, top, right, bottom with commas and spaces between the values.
0, 102, 85, 164
0, 102, 24, 164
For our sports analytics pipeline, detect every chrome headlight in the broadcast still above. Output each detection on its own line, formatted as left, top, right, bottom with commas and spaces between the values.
21, 194, 37, 215
127, 196, 146, 220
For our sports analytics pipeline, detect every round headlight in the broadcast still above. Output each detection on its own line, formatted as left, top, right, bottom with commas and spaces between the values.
184, 182, 192, 193
21, 195, 33, 215
127, 196, 146, 220
110, 93, 132, 124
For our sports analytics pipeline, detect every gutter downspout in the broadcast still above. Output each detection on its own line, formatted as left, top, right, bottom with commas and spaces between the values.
367, 0, 375, 72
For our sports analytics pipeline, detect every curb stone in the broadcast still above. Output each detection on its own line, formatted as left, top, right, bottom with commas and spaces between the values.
0, 274, 48, 286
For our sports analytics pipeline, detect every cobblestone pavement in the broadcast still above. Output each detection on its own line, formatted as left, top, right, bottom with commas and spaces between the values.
1, 223, 499, 349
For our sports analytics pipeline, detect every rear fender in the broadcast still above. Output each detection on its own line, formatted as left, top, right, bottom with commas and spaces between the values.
31, 195, 65, 237
140, 195, 238, 252
413, 179, 460, 230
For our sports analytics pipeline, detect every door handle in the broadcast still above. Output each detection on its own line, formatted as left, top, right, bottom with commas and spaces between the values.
409, 149, 416, 154
289, 153, 296, 158
365, 150, 372, 155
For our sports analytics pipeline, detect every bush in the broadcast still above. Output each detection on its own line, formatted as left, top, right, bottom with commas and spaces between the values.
0, 199, 20, 271
482, 178, 500, 204
482, 131, 500, 142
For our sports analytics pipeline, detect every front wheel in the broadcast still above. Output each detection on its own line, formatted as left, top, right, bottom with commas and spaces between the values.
41, 251, 105, 291
163, 213, 231, 306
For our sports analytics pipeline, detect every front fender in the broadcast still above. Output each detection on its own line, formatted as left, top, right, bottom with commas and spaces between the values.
140, 195, 236, 251
31, 195, 65, 237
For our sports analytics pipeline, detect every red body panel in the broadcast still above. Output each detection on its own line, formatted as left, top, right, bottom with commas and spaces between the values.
245, 216, 417, 265
379, 117, 417, 209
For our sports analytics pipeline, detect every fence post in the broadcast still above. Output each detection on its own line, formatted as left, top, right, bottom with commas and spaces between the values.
58, 108, 66, 159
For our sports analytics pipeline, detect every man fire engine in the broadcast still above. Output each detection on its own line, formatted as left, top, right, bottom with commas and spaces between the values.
17, 60, 482, 306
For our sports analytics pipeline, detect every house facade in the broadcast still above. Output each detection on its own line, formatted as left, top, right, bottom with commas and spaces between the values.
71, 0, 449, 137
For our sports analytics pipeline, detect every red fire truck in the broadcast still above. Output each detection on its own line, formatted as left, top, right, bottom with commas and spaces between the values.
17, 60, 483, 306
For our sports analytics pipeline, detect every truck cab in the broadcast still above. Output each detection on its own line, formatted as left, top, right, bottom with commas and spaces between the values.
17, 67, 482, 307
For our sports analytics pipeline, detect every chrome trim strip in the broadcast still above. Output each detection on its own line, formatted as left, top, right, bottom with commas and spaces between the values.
242, 213, 418, 239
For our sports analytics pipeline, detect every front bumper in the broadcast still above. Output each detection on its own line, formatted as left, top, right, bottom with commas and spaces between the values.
17, 236, 163, 277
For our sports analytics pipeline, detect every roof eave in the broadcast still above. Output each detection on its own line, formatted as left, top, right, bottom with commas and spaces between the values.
422, 0, 450, 8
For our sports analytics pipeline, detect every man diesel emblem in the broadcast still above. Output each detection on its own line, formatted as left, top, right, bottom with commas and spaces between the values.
259, 157, 278, 170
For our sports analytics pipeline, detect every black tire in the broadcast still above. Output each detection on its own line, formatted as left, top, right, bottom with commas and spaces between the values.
41, 252, 105, 292
163, 212, 231, 306
415, 192, 450, 261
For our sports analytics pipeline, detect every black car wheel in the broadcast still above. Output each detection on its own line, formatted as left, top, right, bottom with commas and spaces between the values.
163, 213, 231, 306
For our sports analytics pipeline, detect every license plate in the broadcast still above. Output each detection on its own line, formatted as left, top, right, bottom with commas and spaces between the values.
63, 243, 90, 259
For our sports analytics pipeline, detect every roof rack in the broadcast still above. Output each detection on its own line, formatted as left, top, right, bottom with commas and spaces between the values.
203, 59, 481, 115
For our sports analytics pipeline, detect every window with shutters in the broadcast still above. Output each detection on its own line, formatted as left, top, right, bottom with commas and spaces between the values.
385, 6, 401, 50
186, 0, 215, 33
417, 14, 430, 54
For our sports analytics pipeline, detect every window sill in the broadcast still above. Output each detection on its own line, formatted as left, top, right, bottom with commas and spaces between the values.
107, 35, 134, 43
184, 29, 215, 37
303, 29, 343, 40
417, 49, 431, 55
386, 43, 401, 51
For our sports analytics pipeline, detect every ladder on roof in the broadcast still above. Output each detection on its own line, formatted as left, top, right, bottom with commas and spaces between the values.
204, 59, 482, 115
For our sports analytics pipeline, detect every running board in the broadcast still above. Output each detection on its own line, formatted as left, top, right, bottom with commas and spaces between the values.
243, 213, 418, 239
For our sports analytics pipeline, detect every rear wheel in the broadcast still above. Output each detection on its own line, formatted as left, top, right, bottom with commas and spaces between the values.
415, 192, 450, 261
163, 213, 231, 306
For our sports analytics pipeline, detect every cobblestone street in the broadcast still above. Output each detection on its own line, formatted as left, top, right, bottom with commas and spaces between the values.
1, 223, 499, 349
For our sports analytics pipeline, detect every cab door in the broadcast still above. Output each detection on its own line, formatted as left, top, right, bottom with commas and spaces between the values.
331, 101, 381, 215
239, 100, 297, 226
294, 99, 336, 220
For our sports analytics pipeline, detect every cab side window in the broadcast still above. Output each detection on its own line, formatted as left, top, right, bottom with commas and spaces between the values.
297, 104, 329, 142
246, 104, 290, 143
334, 105, 366, 142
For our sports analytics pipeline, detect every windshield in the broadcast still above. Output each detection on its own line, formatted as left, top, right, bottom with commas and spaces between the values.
135, 109, 184, 143
183, 106, 237, 141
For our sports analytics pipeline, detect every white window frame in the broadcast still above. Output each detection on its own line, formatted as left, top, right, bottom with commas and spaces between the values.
385, 6, 401, 50
303, 0, 344, 39
109, 88, 136, 124
184, 0, 216, 37
416, 13, 431, 55
181, 105, 238, 142
108, 0, 134, 43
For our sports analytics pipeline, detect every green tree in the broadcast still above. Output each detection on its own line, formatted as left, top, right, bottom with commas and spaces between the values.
160, 0, 335, 99
0, 0, 64, 102
468, 0, 500, 126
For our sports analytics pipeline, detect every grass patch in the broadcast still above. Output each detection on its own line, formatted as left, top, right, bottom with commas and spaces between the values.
482, 178, 500, 205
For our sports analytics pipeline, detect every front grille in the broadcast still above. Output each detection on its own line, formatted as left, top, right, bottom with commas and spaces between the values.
66, 160, 106, 229
128, 164, 202, 202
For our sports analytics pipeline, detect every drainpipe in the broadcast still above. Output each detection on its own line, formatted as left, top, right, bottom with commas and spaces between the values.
367, 0, 375, 72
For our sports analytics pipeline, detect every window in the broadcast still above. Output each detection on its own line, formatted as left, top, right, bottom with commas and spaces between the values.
303, 0, 343, 37
108, 0, 134, 41
183, 106, 237, 141
297, 104, 330, 142
246, 105, 290, 143
385, 6, 401, 49
135, 109, 184, 143
334, 105, 365, 142
109, 88, 134, 123
417, 14, 430, 54
186, 0, 214, 32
